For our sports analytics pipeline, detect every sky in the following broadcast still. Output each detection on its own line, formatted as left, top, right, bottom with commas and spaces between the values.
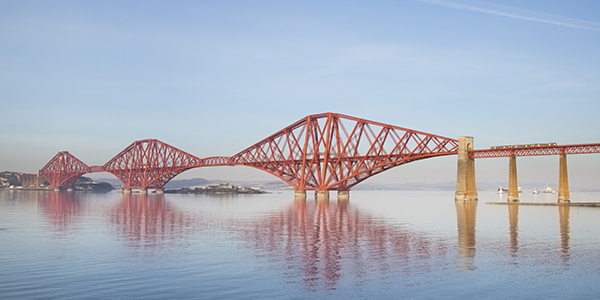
1, 0, 599, 189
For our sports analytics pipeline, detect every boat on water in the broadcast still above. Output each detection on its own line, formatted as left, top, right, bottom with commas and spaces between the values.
542, 184, 556, 194
498, 186, 521, 194
531, 184, 555, 194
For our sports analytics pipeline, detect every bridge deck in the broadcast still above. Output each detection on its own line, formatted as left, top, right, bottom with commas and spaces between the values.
470, 143, 600, 158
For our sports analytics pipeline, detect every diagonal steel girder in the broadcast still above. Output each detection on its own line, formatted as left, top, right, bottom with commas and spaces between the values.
230, 113, 459, 190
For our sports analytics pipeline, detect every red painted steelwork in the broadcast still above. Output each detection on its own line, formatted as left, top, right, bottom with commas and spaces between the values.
89, 165, 104, 172
470, 143, 600, 159
37, 114, 600, 192
39, 151, 90, 189
200, 156, 232, 166
230, 113, 459, 190
103, 139, 203, 189
37, 113, 463, 191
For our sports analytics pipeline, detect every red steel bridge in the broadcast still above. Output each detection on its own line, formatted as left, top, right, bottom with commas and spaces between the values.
40, 113, 459, 193
39, 112, 600, 199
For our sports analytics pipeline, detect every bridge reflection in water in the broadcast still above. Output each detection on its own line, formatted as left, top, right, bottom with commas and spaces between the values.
456, 200, 477, 271
10, 191, 83, 231
26, 191, 576, 288
108, 194, 197, 249
559, 205, 570, 262
503, 203, 571, 263
240, 199, 453, 289
43, 192, 82, 231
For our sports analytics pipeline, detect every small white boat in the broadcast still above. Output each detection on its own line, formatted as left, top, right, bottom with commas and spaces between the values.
532, 188, 539, 194
542, 183, 556, 194
498, 186, 520, 194
497, 186, 506, 194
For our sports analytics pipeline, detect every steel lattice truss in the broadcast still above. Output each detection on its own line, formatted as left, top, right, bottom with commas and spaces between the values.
103, 139, 204, 189
470, 143, 600, 159
39, 151, 90, 189
230, 113, 459, 190
38, 113, 600, 191
200, 156, 232, 166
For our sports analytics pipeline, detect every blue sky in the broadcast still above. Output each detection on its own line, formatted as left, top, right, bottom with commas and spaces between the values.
1, 0, 599, 188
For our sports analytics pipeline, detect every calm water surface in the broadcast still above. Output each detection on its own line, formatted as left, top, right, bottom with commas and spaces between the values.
1, 189, 599, 299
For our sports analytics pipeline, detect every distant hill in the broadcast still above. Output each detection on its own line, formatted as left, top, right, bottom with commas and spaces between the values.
95, 178, 124, 188
96, 177, 211, 189
82, 177, 600, 192
164, 178, 210, 189
354, 181, 456, 191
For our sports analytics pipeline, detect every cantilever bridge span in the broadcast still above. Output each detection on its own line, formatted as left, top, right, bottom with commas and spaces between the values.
40, 113, 460, 194
39, 112, 600, 201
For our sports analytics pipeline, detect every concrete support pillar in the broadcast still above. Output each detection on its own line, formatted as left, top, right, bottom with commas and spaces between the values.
53, 187, 61, 192
455, 136, 478, 201
139, 188, 148, 194
558, 154, 570, 203
155, 188, 164, 195
337, 190, 350, 201
508, 156, 519, 202
315, 190, 329, 201
122, 187, 132, 194
294, 189, 307, 199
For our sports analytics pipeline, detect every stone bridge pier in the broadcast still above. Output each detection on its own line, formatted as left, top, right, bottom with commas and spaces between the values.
455, 137, 576, 203
455, 136, 478, 201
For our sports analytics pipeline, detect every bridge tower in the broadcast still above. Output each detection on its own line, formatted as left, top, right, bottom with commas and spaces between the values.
507, 156, 519, 202
39, 151, 90, 191
558, 153, 570, 202
455, 136, 477, 201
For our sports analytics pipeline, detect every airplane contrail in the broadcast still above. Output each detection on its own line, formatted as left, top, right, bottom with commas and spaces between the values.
414, 0, 600, 32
